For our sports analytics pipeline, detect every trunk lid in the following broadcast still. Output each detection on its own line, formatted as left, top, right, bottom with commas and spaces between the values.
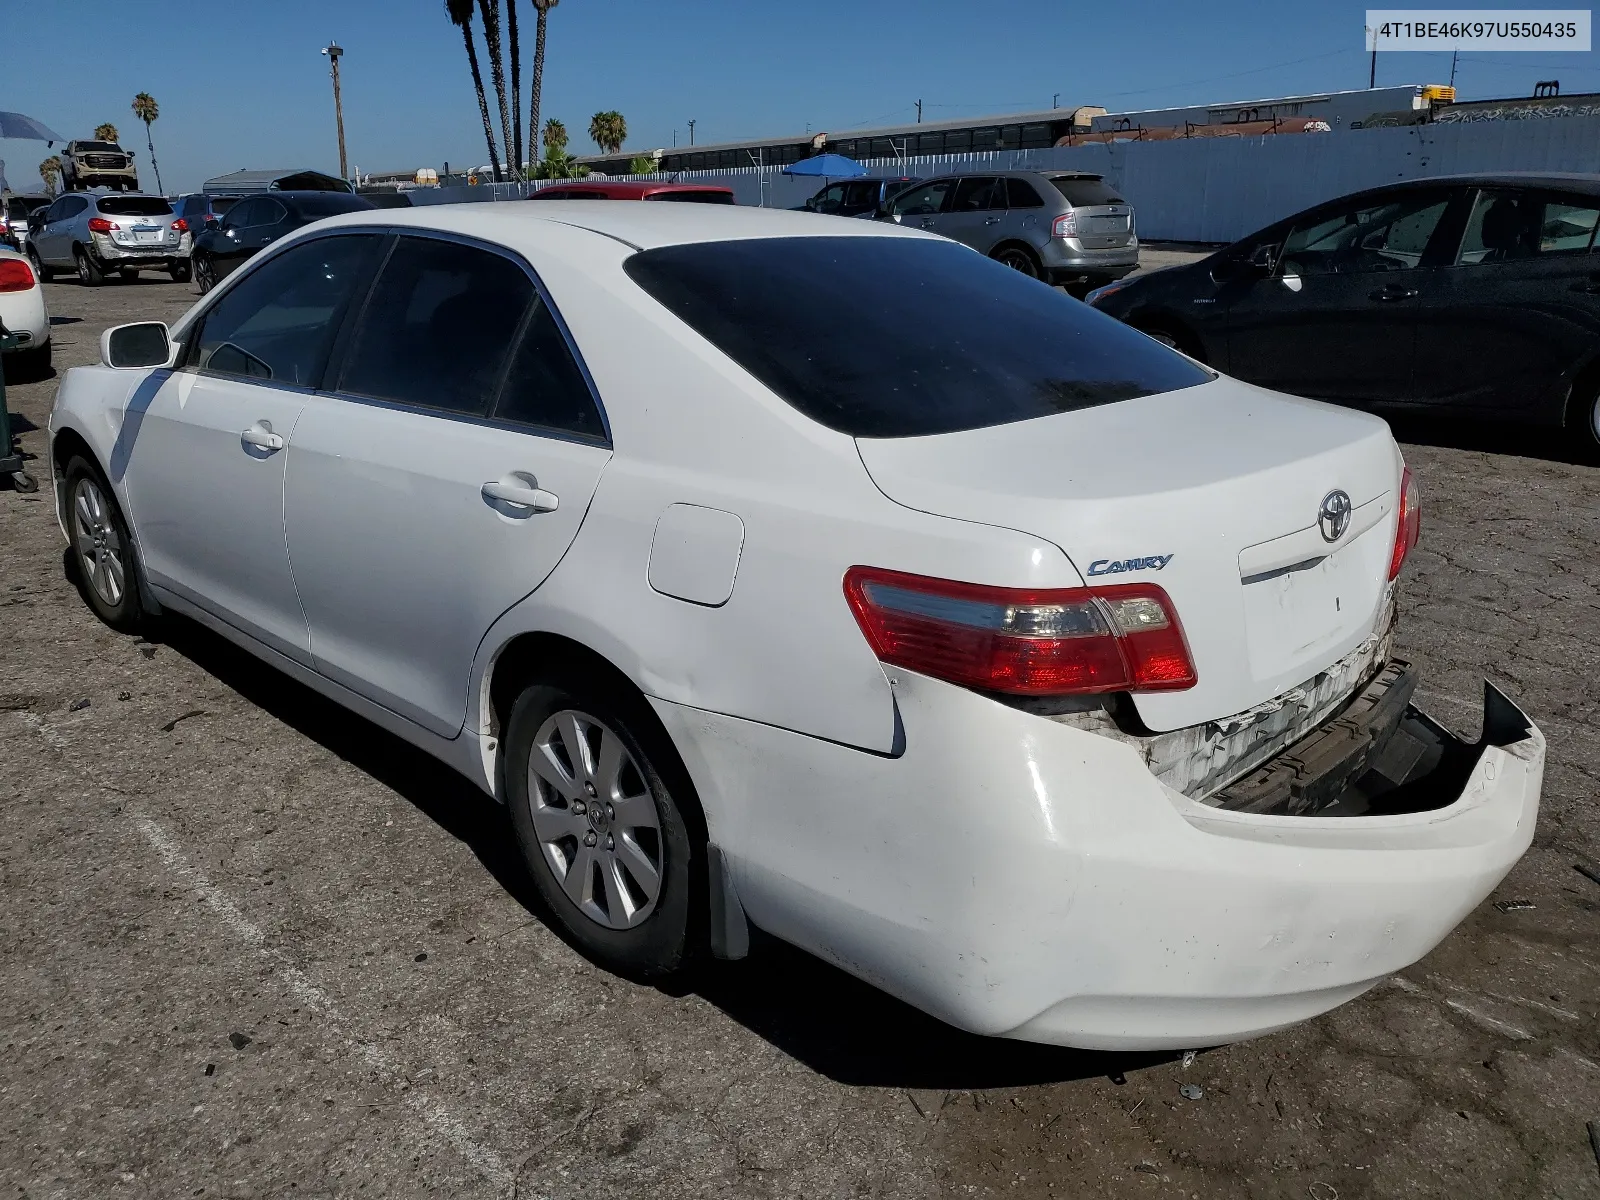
854, 377, 1401, 732
1071, 205, 1134, 247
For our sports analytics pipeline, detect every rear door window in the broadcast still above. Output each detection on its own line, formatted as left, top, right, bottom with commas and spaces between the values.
337, 235, 534, 417
493, 301, 606, 440
193, 235, 380, 386
624, 236, 1211, 438
1456, 189, 1600, 262
950, 177, 1004, 212
1050, 177, 1124, 207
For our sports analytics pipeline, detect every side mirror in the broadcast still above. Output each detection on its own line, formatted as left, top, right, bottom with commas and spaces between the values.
890, 211, 903, 224
101, 322, 174, 370
1247, 243, 1277, 274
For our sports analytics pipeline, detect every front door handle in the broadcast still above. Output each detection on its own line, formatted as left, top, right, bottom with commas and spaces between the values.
1370, 284, 1419, 302
240, 422, 285, 452
919, 217, 936, 227
482, 479, 559, 513
983, 217, 1002, 225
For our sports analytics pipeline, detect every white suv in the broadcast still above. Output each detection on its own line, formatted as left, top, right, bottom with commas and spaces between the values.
48, 203, 1542, 1050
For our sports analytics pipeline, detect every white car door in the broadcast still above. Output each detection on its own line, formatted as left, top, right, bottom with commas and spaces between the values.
120, 234, 383, 662
282, 233, 611, 738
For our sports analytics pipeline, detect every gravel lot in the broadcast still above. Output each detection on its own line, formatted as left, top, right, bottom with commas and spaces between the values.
2, 272, 1598, 1200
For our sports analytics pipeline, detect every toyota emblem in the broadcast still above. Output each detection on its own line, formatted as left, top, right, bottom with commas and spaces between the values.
1318, 490, 1353, 543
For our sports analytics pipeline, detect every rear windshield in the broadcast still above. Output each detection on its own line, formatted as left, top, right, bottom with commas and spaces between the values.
288, 193, 377, 217
97, 197, 173, 216
646, 190, 736, 205
10, 196, 49, 214
624, 237, 1209, 437
1051, 177, 1125, 207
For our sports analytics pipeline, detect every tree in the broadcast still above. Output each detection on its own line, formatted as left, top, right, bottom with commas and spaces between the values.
505, 0, 524, 177
528, 0, 559, 188
476, 0, 514, 180
543, 117, 568, 155
445, 0, 503, 183
628, 154, 658, 176
588, 111, 626, 155
38, 156, 63, 197
131, 93, 164, 193
94, 123, 120, 143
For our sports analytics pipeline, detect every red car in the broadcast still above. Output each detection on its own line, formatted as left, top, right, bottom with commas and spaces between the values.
527, 181, 735, 205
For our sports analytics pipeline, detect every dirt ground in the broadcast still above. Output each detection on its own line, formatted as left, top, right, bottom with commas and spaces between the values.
2, 272, 1597, 1200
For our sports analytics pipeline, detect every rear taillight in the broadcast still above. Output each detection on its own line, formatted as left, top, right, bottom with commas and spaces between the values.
0, 258, 35, 292
1388, 465, 1421, 580
1051, 211, 1079, 239
171, 218, 189, 233
843, 567, 1198, 697
87, 217, 114, 234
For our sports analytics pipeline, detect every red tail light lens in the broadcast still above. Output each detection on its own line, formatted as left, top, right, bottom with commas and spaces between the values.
1051, 211, 1079, 239
171, 218, 189, 233
843, 567, 1198, 696
1388, 465, 1421, 580
0, 258, 35, 292
87, 217, 113, 234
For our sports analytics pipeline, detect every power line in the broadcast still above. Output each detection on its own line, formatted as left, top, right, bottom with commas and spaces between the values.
1095, 46, 1362, 102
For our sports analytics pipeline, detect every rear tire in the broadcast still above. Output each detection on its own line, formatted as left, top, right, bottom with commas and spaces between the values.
992, 244, 1042, 280
75, 247, 104, 287
504, 674, 703, 979
120, 269, 140, 282
63, 456, 147, 633
169, 259, 192, 284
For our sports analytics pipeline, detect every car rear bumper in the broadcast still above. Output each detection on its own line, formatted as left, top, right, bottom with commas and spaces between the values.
655, 665, 1542, 1050
1042, 237, 1140, 282
91, 233, 191, 264
0, 286, 49, 347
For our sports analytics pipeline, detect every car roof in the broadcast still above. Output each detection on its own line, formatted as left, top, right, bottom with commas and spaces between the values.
534, 181, 735, 199
1368, 171, 1600, 194
310, 200, 939, 253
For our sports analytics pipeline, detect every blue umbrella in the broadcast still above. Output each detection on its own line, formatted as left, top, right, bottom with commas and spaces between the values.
782, 153, 867, 178
0, 111, 66, 146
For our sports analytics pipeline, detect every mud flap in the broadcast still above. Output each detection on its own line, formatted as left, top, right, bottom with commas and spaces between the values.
707, 843, 749, 960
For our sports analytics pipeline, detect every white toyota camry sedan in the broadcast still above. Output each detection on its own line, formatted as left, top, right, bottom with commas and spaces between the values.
48, 203, 1544, 1051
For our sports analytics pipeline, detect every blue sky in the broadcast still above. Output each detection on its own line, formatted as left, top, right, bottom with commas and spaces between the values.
3, 0, 1596, 193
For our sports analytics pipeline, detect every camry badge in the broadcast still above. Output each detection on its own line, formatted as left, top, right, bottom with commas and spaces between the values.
1318, 490, 1353, 543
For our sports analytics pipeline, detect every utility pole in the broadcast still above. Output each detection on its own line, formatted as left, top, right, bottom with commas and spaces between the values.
1053, 93, 1060, 109
1450, 51, 1459, 86
916, 99, 922, 123
1369, 47, 1377, 89
321, 42, 349, 182
688, 119, 696, 146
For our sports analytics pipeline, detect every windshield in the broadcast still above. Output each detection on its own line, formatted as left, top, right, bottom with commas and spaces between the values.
79, 141, 122, 153
97, 197, 173, 216
1051, 177, 1125, 207
624, 237, 1210, 438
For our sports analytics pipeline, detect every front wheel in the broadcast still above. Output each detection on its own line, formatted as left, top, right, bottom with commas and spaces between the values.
28, 247, 54, 282
63, 457, 147, 632
504, 676, 702, 978
75, 247, 104, 287
194, 253, 216, 294
1570, 377, 1600, 461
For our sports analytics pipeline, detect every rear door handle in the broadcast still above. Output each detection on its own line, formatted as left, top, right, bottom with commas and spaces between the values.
240, 422, 285, 452
482, 480, 559, 513
1370, 284, 1419, 302
919, 217, 936, 227
983, 217, 1002, 225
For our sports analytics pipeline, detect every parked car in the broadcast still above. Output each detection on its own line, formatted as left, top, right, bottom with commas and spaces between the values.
28, 192, 191, 286
48, 204, 1542, 1052
1087, 173, 1600, 454
2, 193, 51, 251
0, 246, 49, 376
883, 169, 1138, 293
529, 181, 736, 204
60, 139, 139, 192
192, 191, 376, 293
358, 191, 416, 209
799, 177, 917, 218
172, 193, 241, 233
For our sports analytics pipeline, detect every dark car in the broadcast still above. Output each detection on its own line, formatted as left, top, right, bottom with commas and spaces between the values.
1087, 173, 1600, 454
173, 193, 241, 233
192, 191, 377, 293
799, 177, 917, 218
528, 181, 735, 203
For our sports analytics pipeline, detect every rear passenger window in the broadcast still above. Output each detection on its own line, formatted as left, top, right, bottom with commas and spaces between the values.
950, 177, 1003, 212
1456, 190, 1600, 262
1005, 179, 1044, 209
194, 235, 379, 385
493, 301, 606, 440
338, 236, 534, 416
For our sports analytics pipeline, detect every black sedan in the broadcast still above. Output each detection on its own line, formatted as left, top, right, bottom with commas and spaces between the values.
1087, 173, 1600, 455
193, 190, 376, 293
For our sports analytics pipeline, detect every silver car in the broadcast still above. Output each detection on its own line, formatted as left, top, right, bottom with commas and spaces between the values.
886, 170, 1138, 293
29, 192, 192, 286
2, 194, 51, 251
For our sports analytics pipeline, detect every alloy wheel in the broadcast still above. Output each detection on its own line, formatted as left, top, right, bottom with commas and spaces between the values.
526, 709, 664, 930
72, 478, 126, 609
998, 249, 1038, 278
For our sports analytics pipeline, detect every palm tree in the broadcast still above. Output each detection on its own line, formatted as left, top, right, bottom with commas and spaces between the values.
543, 117, 568, 155
38, 156, 63, 197
131, 93, 164, 193
528, 0, 559, 186
628, 154, 657, 176
445, 0, 503, 183
588, 111, 626, 155
94, 123, 120, 143
506, 0, 524, 176
476, 0, 514, 181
